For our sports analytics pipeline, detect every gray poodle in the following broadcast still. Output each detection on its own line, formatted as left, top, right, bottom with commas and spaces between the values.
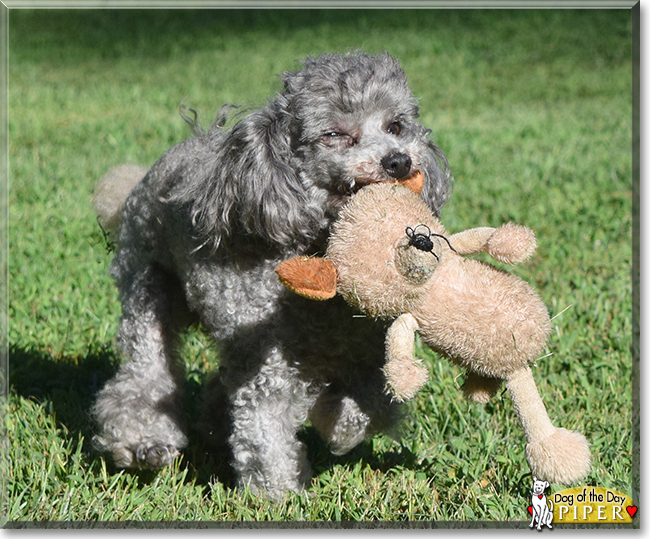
91, 51, 452, 497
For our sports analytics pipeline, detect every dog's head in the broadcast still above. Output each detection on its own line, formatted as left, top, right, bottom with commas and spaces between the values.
279, 52, 451, 216
178, 52, 451, 252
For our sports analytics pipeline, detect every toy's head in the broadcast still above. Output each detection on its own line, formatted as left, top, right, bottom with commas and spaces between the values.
326, 182, 448, 317
276, 182, 448, 318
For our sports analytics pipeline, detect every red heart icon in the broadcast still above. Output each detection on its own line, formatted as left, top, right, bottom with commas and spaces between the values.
528, 506, 533, 515
538, 495, 544, 499
626, 506, 637, 518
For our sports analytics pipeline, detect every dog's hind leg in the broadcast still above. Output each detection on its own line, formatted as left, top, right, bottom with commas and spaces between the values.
92, 264, 189, 469
309, 389, 372, 456
309, 375, 400, 456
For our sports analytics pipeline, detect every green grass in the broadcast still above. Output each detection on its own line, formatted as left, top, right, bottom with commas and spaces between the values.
5, 8, 634, 524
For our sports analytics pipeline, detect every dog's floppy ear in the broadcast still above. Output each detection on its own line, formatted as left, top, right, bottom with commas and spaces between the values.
276, 257, 337, 300
419, 139, 452, 217
228, 106, 324, 248
173, 102, 324, 251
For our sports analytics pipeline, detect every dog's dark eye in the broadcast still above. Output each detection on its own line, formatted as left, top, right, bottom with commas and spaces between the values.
387, 122, 402, 136
320, 132, 357, 148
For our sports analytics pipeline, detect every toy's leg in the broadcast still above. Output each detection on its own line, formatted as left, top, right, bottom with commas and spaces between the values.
505, 367, 591, 484
309, 380, 399, 456
462, 372, 502, 403
226, 346, 315, 497
92, 265, 188, 469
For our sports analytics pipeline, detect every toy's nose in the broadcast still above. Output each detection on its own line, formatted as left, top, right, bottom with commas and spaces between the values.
381, 152, 412, 179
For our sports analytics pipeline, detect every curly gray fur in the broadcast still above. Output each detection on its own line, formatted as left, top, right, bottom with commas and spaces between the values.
91, 51, 452, 497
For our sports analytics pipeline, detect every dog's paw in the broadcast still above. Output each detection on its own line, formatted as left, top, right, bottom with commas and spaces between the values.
135, 443, 179, 469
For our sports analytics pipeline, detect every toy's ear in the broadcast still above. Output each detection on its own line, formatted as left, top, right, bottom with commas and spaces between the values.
275, 257, 338, 301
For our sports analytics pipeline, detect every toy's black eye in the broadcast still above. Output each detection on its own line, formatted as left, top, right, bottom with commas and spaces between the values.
387, 122, 402, 136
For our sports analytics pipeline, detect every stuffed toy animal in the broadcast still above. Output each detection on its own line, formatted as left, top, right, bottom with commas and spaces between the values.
276, 177, 591, 485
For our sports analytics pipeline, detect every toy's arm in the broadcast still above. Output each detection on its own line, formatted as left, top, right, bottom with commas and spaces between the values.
447, 223, 537, 265
383, 313, 429, 402
447, 227, 497, 255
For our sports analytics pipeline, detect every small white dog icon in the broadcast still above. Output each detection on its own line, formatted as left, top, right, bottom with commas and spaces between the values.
530, 477, 553, 530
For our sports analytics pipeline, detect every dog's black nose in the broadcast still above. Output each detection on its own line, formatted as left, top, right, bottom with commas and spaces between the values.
381, 152, 412, 179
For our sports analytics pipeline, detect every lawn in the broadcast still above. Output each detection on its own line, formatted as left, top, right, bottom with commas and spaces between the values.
4, 8, 635, 525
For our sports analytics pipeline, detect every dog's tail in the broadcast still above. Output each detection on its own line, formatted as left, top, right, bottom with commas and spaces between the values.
92, 164, 148, 240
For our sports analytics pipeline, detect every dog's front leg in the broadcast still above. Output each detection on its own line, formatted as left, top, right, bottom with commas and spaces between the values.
226, 346, 316, 497
535, 505, 545, 530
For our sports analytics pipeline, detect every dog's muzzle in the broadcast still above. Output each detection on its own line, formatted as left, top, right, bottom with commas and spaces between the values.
381, 152, 412, 180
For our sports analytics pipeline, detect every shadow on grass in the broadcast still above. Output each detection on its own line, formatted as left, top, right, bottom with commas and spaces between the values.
301, 425, 422, 476
7, 344, 234, 490
8, 344, 118, 440
8, 344, 429, 495
10, 9, 464, 61
7, 345, 457, 502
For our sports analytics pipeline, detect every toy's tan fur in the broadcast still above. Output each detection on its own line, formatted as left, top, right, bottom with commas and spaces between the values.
383, 313, 427, 401
276, 182, 591, 485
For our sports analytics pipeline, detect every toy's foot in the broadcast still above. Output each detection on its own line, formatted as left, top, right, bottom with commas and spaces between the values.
383, 359, 428, 402
526, 428, 591, 484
